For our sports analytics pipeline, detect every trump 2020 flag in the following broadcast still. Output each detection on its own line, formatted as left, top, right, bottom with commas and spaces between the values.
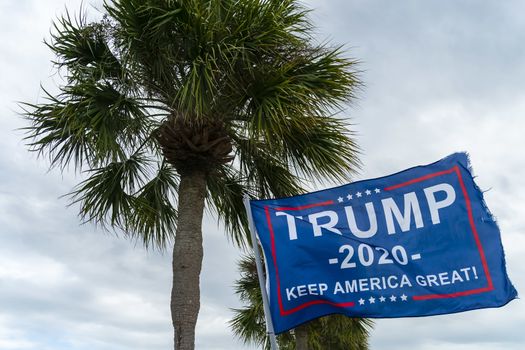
248, 153, 517, 334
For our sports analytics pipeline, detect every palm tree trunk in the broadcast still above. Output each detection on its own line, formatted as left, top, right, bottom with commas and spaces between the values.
295, 324, 309, 350
171, 170, 207, 350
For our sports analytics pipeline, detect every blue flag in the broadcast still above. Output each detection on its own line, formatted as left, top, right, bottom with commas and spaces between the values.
248, 153, 517, 334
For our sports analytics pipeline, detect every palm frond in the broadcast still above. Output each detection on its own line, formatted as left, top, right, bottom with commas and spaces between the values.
308, 315, 373, 350
234, 136, 305, 199
206, 166, 251, 247
230, 306, 267, 348
280, 116, 361, 182
68, 152, 151, 227
48, 9, 126, 83
230, 254, 371, 349
21, 79, 151, 171
241, 47, 360, 140
126, 161, 179, 248
104, 0, 187, 100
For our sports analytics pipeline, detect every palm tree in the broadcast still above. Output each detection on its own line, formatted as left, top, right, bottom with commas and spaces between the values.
230, 255, 373, 350
21, 1, 361, 349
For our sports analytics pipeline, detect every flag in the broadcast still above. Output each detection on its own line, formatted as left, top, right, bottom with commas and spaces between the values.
248, 153, 517, 334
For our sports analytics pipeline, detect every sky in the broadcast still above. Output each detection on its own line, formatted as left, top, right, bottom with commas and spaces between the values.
0, 0, 523, 349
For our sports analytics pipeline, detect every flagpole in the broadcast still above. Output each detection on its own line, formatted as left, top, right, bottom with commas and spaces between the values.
243, 195, 279, 350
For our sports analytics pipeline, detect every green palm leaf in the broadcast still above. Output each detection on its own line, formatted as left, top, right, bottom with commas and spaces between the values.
230, 255, 373, 349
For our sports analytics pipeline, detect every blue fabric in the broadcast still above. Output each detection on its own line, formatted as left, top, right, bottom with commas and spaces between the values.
249, 153, 517, 334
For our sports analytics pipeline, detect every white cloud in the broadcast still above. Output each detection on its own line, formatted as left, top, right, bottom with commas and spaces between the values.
0, 317, 36, 350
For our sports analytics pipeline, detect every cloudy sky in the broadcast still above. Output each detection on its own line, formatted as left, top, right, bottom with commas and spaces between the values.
1, 0, 523, 349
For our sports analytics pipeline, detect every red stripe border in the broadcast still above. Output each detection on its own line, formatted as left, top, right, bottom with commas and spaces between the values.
265, 201, 356, 316
264, 165, 494, 316
388, 165, 494, 300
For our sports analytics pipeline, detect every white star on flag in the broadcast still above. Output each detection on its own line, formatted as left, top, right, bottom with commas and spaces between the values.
346, 194, 353, 200
365, 189, 371, 195
337, 197, 344, 203
390, 295, 397, 302
374, 188, 381, 193
356, 192, 362, 198
401, 294, 408, 301
379, 296, 386, 302
368, 296, 375, 304
358, 298, 365, 305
